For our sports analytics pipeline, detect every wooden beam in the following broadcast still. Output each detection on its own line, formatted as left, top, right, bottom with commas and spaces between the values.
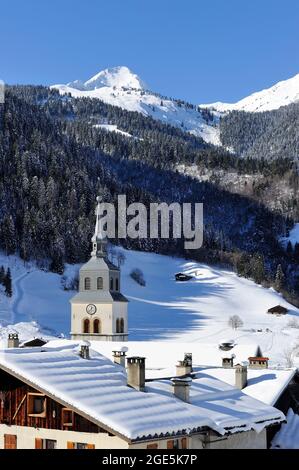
12, 394, 26, 421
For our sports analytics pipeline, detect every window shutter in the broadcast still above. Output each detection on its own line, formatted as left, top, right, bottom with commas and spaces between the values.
67, 441, 75, 449
35, 438, 43, 449
4, 434, 17, 449
167, 440, 174, 449
87, 444, 95, 449
181, 437, 187, 449
147, 443, 158, 449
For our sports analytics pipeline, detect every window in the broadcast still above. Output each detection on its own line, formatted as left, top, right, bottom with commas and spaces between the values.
167, 439, 179, 449
84, 277, 91, 290
93, 318, 101, 334
115, 278, 119, 291
110, 277, 113, 290
36, 439, 57, 449
67, 442, 95, 449
62, 408, 74, 427
44, 439, 56, 449
97, 277, 103, 289
116, 318, 124, 334
83, 318, 90, 334
27, 393, 47, 418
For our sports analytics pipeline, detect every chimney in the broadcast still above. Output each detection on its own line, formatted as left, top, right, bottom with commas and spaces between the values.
222, 354, 235, 368
113, 349, 127, 368
171, 377, 192, 403
176, 353, 192, 376
127, 357, 145, 391
235, 363, 247, 389
7, 333, 19, 348
79, 340, 90, 359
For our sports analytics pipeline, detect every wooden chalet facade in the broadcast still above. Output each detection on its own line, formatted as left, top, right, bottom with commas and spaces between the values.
0, 364, 192, 449
0, 367, 106, 449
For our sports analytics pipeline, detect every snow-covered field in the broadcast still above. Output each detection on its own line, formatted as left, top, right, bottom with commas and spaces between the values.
0, 248, 299, 367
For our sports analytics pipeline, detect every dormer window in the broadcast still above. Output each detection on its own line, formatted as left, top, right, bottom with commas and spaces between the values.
115, 278, 119, 291
97, 277, 103, 290
84, 277, 91, 290
110, 278, 113, 290
27, 393, 47, 418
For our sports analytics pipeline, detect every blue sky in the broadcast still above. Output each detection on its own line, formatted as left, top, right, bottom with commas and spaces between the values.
1, 0, 299, 103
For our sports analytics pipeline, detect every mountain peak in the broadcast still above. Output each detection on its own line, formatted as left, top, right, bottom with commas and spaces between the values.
201, 72, 299, 113
67, 66, 146, 91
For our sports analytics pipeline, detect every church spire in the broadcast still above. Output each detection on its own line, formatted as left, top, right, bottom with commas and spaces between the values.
91, 196, 107, 258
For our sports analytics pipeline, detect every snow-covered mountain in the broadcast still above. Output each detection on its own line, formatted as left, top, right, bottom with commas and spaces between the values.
51, 66, 221, 145
201, 73, 299, 113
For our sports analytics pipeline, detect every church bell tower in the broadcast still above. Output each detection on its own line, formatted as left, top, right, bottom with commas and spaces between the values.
70, 197, 128, 341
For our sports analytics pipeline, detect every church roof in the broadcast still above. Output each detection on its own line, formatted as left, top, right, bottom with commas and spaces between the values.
70, 291, 127, 304
80, 256, 119, 272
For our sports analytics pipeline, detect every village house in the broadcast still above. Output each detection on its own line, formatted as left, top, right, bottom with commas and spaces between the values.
0, 341, 285, 449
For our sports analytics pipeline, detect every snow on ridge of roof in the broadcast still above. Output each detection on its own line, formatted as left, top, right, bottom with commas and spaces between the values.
0, 344, 284, 440
196, 367, 296, 406
148, 373, 284, 434
50, 339, 260, 377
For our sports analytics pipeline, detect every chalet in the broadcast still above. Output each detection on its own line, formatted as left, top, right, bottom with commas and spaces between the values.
175, 273, 193, 282
267, 305, 288, 315
0, 342, 284, 449
20, 338, 48, 348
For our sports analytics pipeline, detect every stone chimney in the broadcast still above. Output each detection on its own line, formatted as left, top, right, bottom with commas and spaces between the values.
7, 333, 19, 348
176, 353, 192, 376
127, 357, 145, 391
171, 377, 192, 403
79, 340, 90, 359
235, 363, 248, 389
113, 349, 127, 368
222, 354, 235, 368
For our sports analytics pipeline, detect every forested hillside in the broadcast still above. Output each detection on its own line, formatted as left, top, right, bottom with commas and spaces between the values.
220, 103, 299, 161
0, 85, 298, 305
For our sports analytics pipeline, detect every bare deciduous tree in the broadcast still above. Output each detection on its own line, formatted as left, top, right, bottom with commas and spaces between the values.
228, 315, 244, 330
282, 348, 294, 368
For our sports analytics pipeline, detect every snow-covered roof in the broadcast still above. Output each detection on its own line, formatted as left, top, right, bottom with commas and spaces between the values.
196, 367, 296, 406
147, 372, 284, 435
59, 340, 261, 378
0, 344, 284, 441
271, 408, 299, 449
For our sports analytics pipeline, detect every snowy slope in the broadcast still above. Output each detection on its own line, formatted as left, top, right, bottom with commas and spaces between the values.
1, 248, 299, 367
280, 223, 299, 248
51, 66, 221, 145
201, 73, 299, 113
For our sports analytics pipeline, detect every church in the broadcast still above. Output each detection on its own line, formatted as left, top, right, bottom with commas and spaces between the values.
70, 197, 128, 342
